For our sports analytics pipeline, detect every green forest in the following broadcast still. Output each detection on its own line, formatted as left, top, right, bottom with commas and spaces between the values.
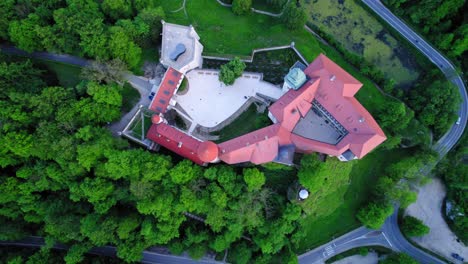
0, 57, 306, 263
383, 0, 467, 242
0, 0, 165, 70
0, 0, 466, 263
383, 0, 467, 66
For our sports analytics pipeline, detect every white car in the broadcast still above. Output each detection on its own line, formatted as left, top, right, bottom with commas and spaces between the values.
456, 117, 461, 125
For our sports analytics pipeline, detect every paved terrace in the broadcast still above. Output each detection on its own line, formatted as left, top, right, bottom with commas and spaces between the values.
173, 69, 283, 128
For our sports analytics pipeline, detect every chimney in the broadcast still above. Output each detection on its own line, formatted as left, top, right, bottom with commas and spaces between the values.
330, 75, 336, 81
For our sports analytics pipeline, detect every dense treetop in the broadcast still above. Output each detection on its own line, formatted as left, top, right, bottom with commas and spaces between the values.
0, 57, 305, 263
1, 0, 165, 69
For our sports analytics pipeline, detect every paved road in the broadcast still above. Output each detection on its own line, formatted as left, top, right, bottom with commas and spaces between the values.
299, 208, 445, 264
3, 6, 467, 260
362, 0, 467, 159
0, 236, 222, 264
300, 1, 467, 263
298, 227, 392, 264
381, 210, 445, 264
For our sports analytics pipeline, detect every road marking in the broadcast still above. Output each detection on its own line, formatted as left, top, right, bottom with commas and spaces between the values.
322, 245, 335, 257
382, 232, 393, 248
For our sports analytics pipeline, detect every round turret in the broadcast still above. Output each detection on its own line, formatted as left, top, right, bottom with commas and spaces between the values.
197, 141, 219, 163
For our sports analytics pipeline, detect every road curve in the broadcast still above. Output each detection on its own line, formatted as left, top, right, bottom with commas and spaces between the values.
298, 227, 393, 264
381, 209, 445, 264
361, 0, 467, 158
300, 1, 467, 263
0, 236, 222, 264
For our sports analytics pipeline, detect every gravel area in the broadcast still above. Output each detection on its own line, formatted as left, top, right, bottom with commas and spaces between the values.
405, 178, 467, 262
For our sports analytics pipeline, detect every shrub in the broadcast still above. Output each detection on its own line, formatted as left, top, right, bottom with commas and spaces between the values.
219, 57, 246, 85
281, 1, 307, 30
401, 215, 430, 237
232, 0, 252, 15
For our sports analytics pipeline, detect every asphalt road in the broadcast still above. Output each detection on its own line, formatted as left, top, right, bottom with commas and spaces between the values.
381, 210, 445, 264
2, 4, 467, 261
362, 0, 467, 159
298, 208, 446, 264
0, 236, 222, 264
298, 227, 393, 264
298, 1, 467, 263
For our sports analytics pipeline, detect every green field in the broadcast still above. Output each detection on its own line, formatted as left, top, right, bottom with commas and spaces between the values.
148, 0, 420, 253
295, 148, 411, 252
305, 0, 421, 88
214, 104, 271, 142
155, 0, 321, 60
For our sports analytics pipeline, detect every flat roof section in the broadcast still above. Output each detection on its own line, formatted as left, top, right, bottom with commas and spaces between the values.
160, 21, 203, 73
292, 108, 345, 145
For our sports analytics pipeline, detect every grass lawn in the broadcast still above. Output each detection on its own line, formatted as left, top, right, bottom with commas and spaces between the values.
294, 148, 411, 253
214, 104, 271, 142
304, 0, 421, 88
153, 0, 421, 253
135, 47, 160, 75
177, 77, 188, 94
35, 59, 82, 88
155, 0, 321, 60
154, 0, 395, 116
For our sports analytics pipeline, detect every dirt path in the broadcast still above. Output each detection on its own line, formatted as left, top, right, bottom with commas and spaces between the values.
405, 178, 467, 261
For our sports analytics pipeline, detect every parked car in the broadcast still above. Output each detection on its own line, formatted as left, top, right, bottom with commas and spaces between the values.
148, 92, 155, 100
451, 253, 464, 261
456, 116, 461, 125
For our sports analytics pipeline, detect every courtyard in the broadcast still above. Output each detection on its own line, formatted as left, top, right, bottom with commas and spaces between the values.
173, 69, 282, 128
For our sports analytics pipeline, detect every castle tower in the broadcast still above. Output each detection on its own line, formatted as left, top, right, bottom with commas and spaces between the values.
283, 67, 307, 93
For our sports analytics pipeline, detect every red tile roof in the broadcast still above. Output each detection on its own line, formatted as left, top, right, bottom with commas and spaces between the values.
219, 53, 386, 163
269, 79, 319, 131
218, 123, 291, 164
149, 67, 183, 113
197, 141, 219, 163
147, 123, 207, 165
147, 54, 385, 165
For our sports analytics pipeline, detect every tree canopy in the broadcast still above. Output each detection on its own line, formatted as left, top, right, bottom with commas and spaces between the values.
281, 1, 307, 30
219, 57, 246, 85
3, 0, 166, 70
232, 0, 252, 15
0, 57, 304, 263
401, 215, 430, 237
357, 201, 394, 229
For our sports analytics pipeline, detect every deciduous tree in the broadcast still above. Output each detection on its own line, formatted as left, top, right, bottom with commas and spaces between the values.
357, 201, 393, 229
232, 0, 252, 15
401, 215, 430, 237
281, 1, 307, 30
